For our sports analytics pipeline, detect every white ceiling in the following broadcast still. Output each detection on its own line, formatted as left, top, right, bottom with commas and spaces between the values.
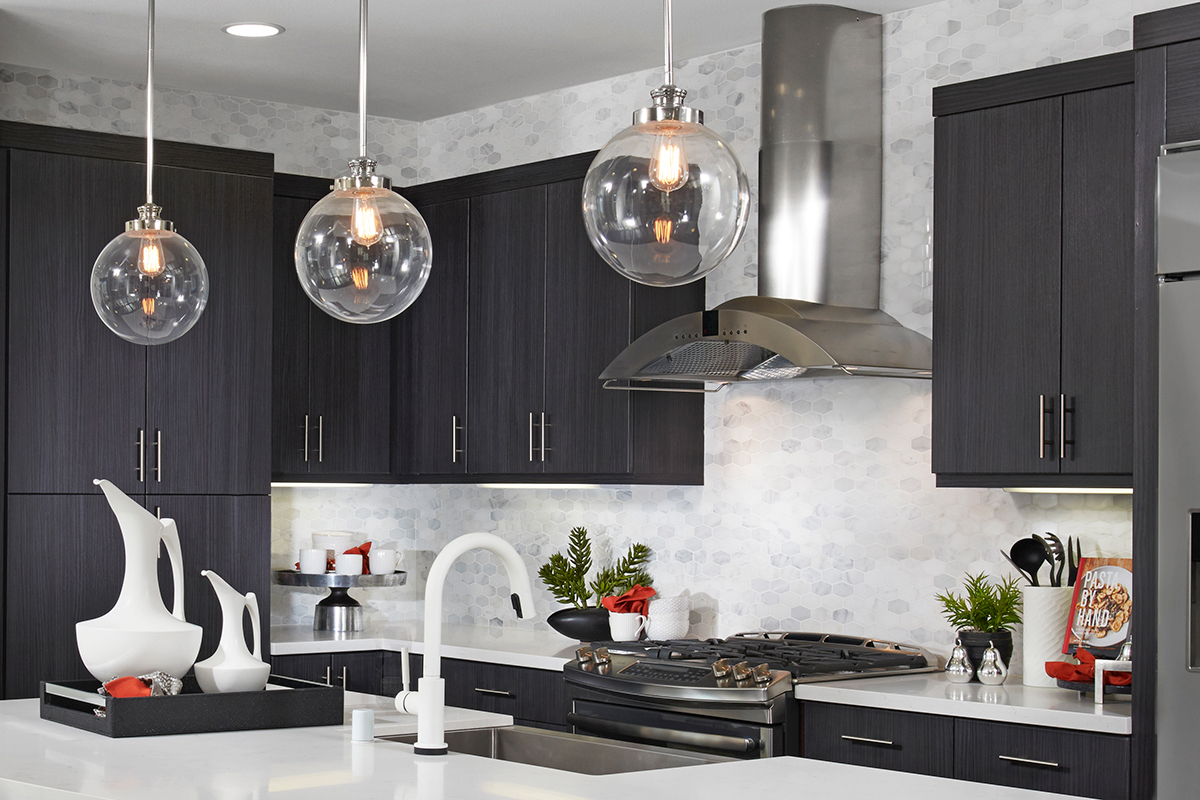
0, 1, 938, 121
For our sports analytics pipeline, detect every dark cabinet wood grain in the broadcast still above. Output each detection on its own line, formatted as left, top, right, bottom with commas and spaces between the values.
271, 195, 314, 476
395, 199, 470, 475
331, 651, 384, 694
801, 701, 955, 778
7, 151, 148, 496
955, 717, 1130, 800
440, 657, 566, 726
270, 653, 333, 685
466, 186, 548, 475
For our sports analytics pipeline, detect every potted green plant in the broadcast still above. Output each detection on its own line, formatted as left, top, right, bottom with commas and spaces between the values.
538, 526, 653, 641
935, 573, 1022, 673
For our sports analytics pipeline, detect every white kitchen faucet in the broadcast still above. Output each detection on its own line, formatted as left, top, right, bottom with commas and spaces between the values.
393, 532, 536, 755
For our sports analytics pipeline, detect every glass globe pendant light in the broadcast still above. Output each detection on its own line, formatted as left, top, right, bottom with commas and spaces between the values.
294, 0, 432, 324
91, 0, 208, 345
581, 0, 751, 287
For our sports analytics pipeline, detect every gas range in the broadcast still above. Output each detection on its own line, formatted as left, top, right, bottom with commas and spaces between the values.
564, 632, 937, 705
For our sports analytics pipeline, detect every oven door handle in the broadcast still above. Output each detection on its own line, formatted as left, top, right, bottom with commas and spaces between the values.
567, 713, 761, 754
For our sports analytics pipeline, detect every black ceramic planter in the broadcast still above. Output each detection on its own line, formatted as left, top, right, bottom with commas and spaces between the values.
547, 607, 611, 642
957, 629, 1013, 680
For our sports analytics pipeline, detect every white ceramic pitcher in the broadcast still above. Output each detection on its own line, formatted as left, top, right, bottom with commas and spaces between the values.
194, 570, 270, 693
76, 479, 202, 681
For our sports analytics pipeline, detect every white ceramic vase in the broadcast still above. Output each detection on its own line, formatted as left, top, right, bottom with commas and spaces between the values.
1021, 585, 1074, 687
194, 570, 270, 693
76, 479, 203, 681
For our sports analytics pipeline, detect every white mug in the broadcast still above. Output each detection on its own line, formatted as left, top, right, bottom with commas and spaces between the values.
335, 553, 364, 576
298, 548, 327, 574
608, 612, 647, 642
371, 549, 397, 575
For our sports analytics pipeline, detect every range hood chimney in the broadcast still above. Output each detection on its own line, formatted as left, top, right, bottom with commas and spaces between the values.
601, 4, 932, 391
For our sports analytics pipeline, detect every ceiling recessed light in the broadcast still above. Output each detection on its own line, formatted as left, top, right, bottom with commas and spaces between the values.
222, 22, 285, 38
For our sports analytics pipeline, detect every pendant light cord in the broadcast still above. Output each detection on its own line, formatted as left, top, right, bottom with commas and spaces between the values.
358, 0, 368, 159
663, 0, 673, 87
145, 0, 155, 205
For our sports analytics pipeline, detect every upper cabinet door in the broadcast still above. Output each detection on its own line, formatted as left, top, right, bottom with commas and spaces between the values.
395, 198, 470, 475
271, 195, 314, 476
7, 151, 147, 495
543, 179, 631, 475
145, 167, 272, 495
931, 98, 1064, 476
467, 186, 548, 474
1060, 85, 1135, 476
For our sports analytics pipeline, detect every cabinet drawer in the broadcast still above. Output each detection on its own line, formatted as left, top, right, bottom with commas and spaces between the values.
802, 702, 954, 777
955, 718, 1129, 800
442, 659, 566, 726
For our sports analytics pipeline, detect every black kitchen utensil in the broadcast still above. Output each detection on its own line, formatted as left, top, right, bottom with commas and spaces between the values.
1043, 532, 1066, 587
1032, 534, 1057, 586
1068, 536, 1082, 586
1010, 538, 1047, 587
1001, 550, 1035, 586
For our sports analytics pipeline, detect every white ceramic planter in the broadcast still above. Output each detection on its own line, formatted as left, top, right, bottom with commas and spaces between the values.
1021, 585, 1074, 687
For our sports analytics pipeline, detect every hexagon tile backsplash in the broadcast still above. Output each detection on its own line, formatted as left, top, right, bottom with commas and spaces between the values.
2, 0, 1154, 668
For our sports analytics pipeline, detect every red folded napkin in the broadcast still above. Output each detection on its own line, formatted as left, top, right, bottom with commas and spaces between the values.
1045, 648, 1132, 686
103, 676, 153, 698
601, 584, 657, 616
344, 541, 373, 574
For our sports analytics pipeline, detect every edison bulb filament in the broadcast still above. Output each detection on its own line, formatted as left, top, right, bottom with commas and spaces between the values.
138, 236, 165, 276
351, 195, 383, 246
649, 124, 688, 192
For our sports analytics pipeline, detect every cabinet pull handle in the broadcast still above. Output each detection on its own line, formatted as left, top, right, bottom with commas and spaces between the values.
324, 666, 332, 686
540, 412, 550, 462
340, 666, 348, 687
136, 428, 145, 482
474, 687, 514, 697
154, 429, 163, 483
318, 415, 324, 463
452, 415, 464, 463
1060, 394, 1075, 460
999, 755, 1060, 769
155, 506, 161, 519
841, 735, 895, 747
304, 414, 310, 463
1038, 394, 1046, 458
529, 413, 535, 462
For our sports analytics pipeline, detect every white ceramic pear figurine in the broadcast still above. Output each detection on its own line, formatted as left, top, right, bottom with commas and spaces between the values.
76, 479, 202, 681
194, 570, 271, 693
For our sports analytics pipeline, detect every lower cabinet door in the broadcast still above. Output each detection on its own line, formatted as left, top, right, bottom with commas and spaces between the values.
332, 652, 384, 695
954, 718, 1129, 800
801, 702, 954, 777
441, 658, 566, 725
271, 653, 332, 685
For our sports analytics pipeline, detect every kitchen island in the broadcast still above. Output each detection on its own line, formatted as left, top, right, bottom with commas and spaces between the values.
0, 692, 1086, 799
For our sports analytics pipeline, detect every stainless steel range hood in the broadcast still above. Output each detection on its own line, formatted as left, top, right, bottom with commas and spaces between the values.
601, 4, 932, 391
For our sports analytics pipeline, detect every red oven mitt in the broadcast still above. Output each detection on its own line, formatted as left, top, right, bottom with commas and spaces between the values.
343, 541, 372, 574
1045, 648, 1132, 686
601, 585, 657, 616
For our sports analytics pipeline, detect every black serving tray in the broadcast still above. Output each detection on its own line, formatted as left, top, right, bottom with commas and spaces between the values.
40, 675, 344, 737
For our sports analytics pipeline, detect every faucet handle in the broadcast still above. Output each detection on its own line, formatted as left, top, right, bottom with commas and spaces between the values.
400, 646, 411, 692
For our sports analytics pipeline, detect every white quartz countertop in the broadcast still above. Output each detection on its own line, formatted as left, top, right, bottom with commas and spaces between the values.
272, 621, 578, 671
0, 693, 1085, 800
794, 673, 1132, 735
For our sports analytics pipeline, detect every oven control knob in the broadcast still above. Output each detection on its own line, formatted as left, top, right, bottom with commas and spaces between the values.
751, 663, 773, 684
575, 646, 594, 664
711, 658, 733, 678
732, 661, 753, 682
593, 647, 611, 665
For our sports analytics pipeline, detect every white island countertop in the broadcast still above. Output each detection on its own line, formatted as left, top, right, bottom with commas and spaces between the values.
272, 621, 578, 671
0, 692, 1085, 800
794, 673, 1133, 735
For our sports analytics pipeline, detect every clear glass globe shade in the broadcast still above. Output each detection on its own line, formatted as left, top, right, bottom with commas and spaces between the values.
582, 120, 751, 287
90, 229, 209, 345
294, 186, 432, 324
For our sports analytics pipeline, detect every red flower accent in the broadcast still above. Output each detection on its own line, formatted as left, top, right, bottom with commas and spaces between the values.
600, 584, 657, 616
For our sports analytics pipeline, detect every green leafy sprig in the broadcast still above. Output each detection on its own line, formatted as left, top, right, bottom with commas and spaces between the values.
537, 527, 653, 608
935, 573, 1022, 633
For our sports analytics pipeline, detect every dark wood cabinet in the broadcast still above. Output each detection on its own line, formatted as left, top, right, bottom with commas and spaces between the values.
955, 718, 1129, 800
440, 657, 566, 727
270, 653, 332, 685
271, 176, 393, 479
931, 55, 1134, 488
270, 651, 386, 694
802, 702, 954, 777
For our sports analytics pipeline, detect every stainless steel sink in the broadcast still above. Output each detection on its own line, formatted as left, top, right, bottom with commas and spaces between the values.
379, 725, 734, 775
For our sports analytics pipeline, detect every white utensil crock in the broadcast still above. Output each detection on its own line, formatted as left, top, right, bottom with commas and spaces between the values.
1021, 584, 1074, 687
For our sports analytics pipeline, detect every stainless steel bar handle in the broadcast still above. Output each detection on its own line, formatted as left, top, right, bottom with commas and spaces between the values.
318, 415, 324, 463
154, 429, 162, 483
452, 415, 464, 464
567, 713, 759, 754
540, 412, 549, 462
341, 666, 348, 687
841, 735, 895, 746
473, 687, 513, 697
529, 413, 535, 462
155, 506, 161, 519
1060, 393, 1066, 459
1038, 394, 1046, 458
304, 414, 310, 463
136, 428, 145, 482
324, 666, 332, 686
998, 755, 1060, 768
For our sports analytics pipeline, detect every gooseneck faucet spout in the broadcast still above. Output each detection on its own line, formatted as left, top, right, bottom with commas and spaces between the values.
394, 533, 536, 754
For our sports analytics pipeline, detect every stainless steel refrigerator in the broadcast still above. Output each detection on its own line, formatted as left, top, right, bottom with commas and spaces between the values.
1156, 143, 1200, 797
